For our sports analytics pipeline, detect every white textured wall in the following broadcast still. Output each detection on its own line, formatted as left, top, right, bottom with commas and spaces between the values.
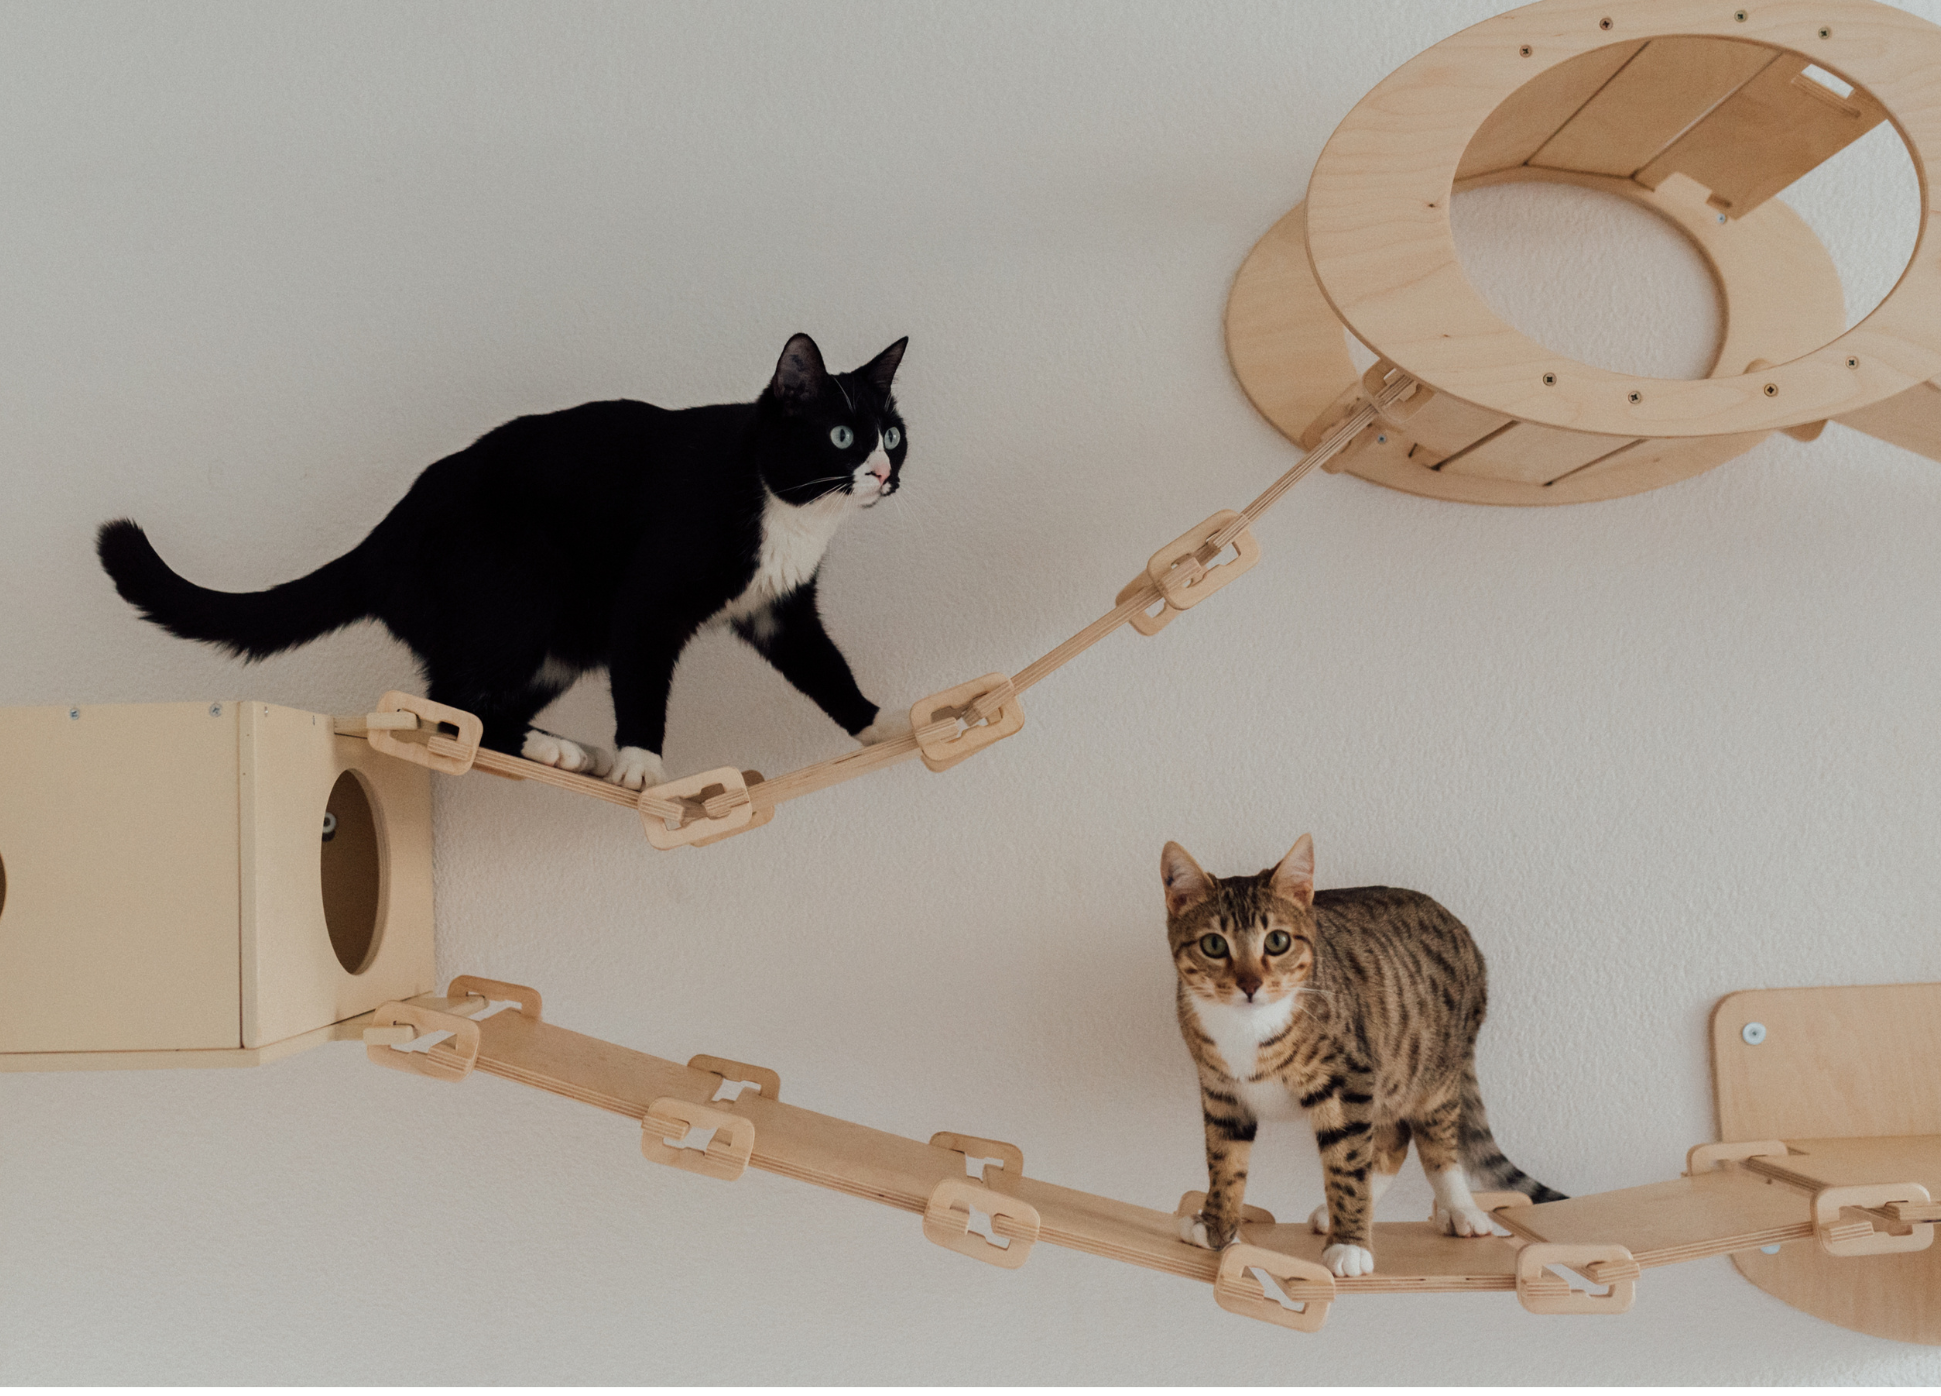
4, 0, 1941, 1381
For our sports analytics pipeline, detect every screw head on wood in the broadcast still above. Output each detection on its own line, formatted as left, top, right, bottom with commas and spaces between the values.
1627, 391, 1642, 404
1819, 26, 1831, 38
68, 707, 79, 720
1847, 356, 1860, 368
1599, 16, 1613, 29
209, 703, 223, 716
1735, 9, 1748, 21
1763, 382, 1779, 396
1519, 44, 1533, 56
1542, 372, 1557, 386
1742, 1021, 1768, 1045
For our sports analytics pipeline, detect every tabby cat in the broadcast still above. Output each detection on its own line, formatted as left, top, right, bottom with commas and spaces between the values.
1164, 835, 1564, 1278
98, 333, 910, 789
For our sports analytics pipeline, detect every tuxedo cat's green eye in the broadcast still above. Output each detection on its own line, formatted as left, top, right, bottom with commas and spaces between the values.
884, 426, 901, 450
1199, 933, 1229, 958
1264, 930, 1292, 955
830, 425, 854, 449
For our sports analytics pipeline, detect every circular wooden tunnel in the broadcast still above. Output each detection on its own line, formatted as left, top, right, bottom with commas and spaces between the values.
1227, 0, 1941, 505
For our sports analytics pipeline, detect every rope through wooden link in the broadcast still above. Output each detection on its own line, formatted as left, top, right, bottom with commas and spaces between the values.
385, 372, 1417, 837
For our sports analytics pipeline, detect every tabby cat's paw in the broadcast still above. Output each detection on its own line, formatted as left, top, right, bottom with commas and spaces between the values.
1435, 1205, 1497, 1238
1307, 1204, 1331, 1235
607, 746, 667, 791
1322, 1243, 1376, 1277
521, 729, 613, 777
1176, 1212, 1227, 1250
855, 708, 914, 746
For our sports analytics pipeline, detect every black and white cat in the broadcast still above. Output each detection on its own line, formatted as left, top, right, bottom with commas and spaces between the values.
98, 333, 912, 790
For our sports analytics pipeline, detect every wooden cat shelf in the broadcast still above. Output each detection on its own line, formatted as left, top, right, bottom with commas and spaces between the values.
342, 975, 1938, 1339
1228, 0, 1941, 504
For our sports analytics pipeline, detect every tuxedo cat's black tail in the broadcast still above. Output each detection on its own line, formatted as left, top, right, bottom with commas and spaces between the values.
97, 519, 369, 661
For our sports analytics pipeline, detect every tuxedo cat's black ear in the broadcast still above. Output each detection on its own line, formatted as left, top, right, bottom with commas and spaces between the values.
860, 337, 908, 401
772, 333, 829, 406
1162, 841, 1215, 918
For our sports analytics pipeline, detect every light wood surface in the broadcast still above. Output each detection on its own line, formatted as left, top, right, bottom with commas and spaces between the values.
1636, 53, 1887, 217
1530, 36, 1778, 179
1215, 1243, 1334, 1331
1712, 982, 1941, 1345
0, 699, 434, 1067
0, 702, 242, 1053
1457, 40, 1646, 181
239, 702, 435, 1050
1712, 983, 1941, 1141
1497, 1163, 1815, 1266
1304, 0, 1941, 438
1837, 379, 1941, 462
1222, 201, 1361, 449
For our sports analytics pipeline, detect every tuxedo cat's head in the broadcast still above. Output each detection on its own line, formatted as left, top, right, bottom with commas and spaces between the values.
1162, 837, 1318, 1009
757, 333, 909, 509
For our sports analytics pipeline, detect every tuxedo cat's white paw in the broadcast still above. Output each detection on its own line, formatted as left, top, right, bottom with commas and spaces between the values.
607, 746, 667, 791
1435, 1204, 1497, 1238
1176, 1213, 1224, 1250
521, 729, 613, 777
855, 708, 914, 746
1308, 1204, 1331, 1235
1322, 1243, 1376, 1277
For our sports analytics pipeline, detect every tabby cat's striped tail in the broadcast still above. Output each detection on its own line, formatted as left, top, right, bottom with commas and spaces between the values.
1457, 1064, 1568, 1203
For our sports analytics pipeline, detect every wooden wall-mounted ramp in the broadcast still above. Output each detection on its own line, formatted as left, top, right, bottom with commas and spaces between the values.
357, 976, 1937, 1336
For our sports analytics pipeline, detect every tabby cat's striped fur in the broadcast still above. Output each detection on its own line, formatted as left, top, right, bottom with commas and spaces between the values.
1165, 835, 1564, 1278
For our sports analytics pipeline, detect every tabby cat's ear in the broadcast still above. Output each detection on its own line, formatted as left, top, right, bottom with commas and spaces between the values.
771, 333, 829, 405
1161, 841, 1214, 917
1270, 834, 1315, 909
860, 337, 908, 401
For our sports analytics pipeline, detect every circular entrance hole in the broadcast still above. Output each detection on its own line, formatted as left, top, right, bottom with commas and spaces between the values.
321, 770, 383, 975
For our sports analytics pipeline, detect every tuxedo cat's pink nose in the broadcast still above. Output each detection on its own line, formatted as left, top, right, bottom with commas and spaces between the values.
865, 448, 891, 487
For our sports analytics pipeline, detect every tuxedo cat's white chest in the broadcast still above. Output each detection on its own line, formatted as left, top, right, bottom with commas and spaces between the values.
719, 489, 850, 625
1191, 995, 1303, 1121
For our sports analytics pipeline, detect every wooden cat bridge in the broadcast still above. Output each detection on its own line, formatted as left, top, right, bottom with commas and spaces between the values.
349, 977, 1940, 1342
3, 0, 1938, 1351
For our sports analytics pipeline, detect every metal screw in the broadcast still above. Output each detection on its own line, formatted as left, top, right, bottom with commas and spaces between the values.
1599, 16, 1613, 29
1761, 1243, 1781, 1254
1763, 382, 1779, 397
1818, 26, 1831, 38
1542, 372, 1557, 386
1742, 1021, 1767, 1045
1735, 9, 1748, 20
67, 707, 79, 720
209, 703, 223, 716
1847, 356, 1859, 369
1376, 434, 1388, 444
1628, 391, 1642, 404
1519, 44, 1533, 56
1717, 213, 1728, 224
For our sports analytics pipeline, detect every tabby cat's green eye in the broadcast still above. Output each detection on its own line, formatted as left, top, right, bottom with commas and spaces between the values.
1199, 933, 1229, 958
830, 425, 855, 449
1264, 930, 1292, 955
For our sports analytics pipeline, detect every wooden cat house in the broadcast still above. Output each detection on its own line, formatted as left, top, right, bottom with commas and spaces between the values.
0, 699, 434, 1069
